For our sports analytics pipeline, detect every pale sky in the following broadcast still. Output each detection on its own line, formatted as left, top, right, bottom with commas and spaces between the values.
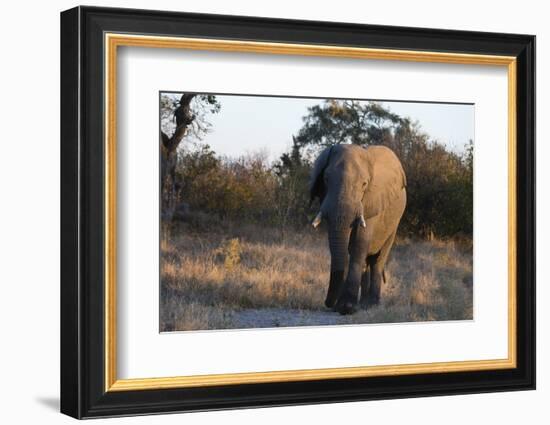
168, 94, 474, 163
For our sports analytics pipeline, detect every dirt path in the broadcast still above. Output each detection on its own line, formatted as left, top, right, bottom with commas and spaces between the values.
231, 307, 356, 328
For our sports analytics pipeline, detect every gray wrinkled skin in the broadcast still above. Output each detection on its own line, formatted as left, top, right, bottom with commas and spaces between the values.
310, 144, 407, 315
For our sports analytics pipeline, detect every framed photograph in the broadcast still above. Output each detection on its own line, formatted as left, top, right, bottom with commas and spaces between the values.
60, 6, 535, 419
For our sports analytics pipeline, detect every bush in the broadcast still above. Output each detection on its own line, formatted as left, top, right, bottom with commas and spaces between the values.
215, 238, 242, 271
168, 101, 473, 240
389, 136, 473, 238
176, 145, 279, 223
290, 101, 473, 239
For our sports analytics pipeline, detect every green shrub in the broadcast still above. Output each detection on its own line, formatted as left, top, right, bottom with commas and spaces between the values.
168, 101, 473, 239
176, 146, 279, 223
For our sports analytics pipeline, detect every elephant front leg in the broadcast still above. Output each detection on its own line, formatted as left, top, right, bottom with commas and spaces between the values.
359, 262, 370, 307
366, 264, 383, 307
336, 260, 365, 315
366, 230, 396, 307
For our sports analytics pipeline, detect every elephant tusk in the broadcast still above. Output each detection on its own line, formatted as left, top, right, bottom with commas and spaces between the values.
312, 212, 323, 228
359, 214, 367, 228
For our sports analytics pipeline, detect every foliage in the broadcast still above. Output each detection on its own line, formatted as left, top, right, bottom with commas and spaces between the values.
294, 100, 403, 152
273, 137, 314, 227
214, 238, 242, 271
395, 137, 473, 238
176, 146, 280, 223
290, 100, 473, 238
160, 93, 221, 142
160, 93, 221, 220
164, 97, 473, 239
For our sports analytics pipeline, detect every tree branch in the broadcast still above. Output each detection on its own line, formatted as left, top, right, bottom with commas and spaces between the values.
160, 94, 196, 152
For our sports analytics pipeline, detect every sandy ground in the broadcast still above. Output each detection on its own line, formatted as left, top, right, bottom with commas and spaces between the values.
228, 305, 421, 329
231, 307, 350, 328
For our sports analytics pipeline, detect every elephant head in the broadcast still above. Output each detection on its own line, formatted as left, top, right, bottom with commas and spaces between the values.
309, 144, 406, 310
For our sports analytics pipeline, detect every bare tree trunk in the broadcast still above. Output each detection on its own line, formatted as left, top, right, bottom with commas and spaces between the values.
160, 94, 196, 221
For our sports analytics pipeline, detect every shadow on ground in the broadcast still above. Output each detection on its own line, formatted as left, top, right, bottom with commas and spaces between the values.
35, 396, 59, 412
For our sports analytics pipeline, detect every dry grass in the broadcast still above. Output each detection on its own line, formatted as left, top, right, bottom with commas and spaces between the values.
160, 216, 473, 331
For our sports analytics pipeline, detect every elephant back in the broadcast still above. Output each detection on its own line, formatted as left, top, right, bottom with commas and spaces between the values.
362, 145, 407, 219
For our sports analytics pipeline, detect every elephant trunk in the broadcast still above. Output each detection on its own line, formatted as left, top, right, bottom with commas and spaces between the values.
327, 199, 363, 271
324, 226, 351, 308
328, 225, 351, 272
324, 203, 356, 308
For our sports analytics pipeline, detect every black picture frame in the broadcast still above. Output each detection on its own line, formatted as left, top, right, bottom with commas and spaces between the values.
60, 5, 535, 419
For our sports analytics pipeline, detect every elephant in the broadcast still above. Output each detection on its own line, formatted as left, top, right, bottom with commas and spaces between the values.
309, 144, 406, 315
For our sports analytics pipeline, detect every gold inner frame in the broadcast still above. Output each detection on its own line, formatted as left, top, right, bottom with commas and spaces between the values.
104, 33, 517, 392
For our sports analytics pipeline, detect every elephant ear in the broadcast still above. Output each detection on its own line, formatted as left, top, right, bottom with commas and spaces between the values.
363, 147, 407, 219
309, 146, 334, 204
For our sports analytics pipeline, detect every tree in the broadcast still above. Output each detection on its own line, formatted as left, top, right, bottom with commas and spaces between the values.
176, 146, 278, 223
160, 93, 220, 220
294, 100, 403, 154
273, 137, 313, 227
289, 100, 473, 239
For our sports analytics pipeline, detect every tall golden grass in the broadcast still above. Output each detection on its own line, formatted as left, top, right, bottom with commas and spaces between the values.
160, 217, 473, 331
